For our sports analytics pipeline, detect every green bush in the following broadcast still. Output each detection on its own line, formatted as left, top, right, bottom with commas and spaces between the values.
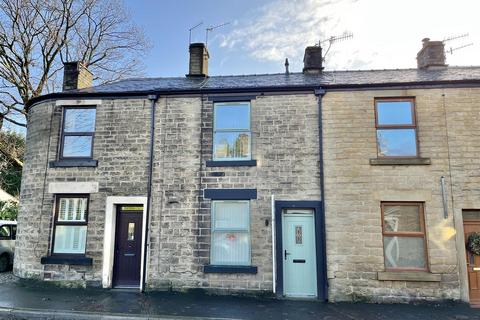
0, 200, 18, 221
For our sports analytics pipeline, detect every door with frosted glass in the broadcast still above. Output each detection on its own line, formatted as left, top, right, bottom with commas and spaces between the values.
282, 210, 317, 297
113, 205, 143, 287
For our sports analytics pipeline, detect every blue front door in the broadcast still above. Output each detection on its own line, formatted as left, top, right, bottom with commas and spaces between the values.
282, 209, 317, 297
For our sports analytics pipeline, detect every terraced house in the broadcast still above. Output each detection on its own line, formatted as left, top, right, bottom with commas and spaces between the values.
14, 38, 480, 305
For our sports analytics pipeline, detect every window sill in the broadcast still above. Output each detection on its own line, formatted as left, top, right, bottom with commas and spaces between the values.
203, 265, 258, 274
369, 158, 431, 166
49, 159, 98, 168
206, 160, 257, 167
377, 271, 441, 282
41, 256, 93, 266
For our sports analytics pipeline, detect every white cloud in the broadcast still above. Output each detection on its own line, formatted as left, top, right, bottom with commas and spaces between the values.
220, 0, 480, 70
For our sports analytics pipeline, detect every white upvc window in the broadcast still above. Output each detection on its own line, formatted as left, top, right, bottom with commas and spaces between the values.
213, 102, 251, 161
52, 196, 88, 255
211, 200, 251, 265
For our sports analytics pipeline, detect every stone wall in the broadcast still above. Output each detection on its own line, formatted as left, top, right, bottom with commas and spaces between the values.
15, 93, 321, 294
147, 93, 321, 292
16, 86, 479, 302
15, 98, 151, 285
322, 88, 480, 302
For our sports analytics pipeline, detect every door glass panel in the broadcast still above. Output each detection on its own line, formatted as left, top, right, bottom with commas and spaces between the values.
121, 206, 143, 211
463, 210, 480, 221
283, 209, 314, 215
295, 226, 303, 244
127, 223, 135, 240
383, 236, 425, 269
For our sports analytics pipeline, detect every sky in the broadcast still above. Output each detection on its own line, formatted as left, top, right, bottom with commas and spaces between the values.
123, 0, 480, 77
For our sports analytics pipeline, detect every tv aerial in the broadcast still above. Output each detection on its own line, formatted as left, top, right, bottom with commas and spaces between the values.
320, 32, 353, 61
205, 22, 230, 46
189, 21, 203, 44
443, 33, 473, 55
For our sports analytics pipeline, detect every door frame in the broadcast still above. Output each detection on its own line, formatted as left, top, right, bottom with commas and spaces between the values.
102, 196, 148, 291
112, 206, 144, 288
274, 200, 327, 300
462, 213, 480, 305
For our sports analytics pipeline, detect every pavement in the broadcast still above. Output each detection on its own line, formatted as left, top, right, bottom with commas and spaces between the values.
0, 276, 479, 319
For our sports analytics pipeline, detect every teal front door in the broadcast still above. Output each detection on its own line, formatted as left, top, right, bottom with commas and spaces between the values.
282, 209, 317, 297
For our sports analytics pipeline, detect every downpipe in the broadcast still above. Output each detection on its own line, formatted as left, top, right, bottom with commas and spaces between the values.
142, 94, 158, 292
314, 88, 328, 300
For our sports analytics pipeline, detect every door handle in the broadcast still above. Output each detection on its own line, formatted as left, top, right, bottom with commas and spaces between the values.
284, 250, 291, 260
293, 259, 306, 263
124, 253, 135, 257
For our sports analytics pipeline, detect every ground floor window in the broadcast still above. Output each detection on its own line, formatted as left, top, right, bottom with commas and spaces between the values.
211, 200, 251, 265
52, 195, 89, 255
381, 202, 428, 271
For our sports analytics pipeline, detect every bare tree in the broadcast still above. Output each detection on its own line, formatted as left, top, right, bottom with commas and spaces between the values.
0, 0, 148, 129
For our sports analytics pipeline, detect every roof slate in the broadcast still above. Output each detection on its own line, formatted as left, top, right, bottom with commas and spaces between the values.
73, 66, 480, 94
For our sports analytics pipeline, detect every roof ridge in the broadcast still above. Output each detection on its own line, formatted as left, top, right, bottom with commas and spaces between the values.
99, 65, 480, 83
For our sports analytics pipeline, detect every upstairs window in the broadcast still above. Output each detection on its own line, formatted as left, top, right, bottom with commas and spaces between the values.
375, 98, 418, 157
211, 200, 251, 265
52, 195, 88, 255
381, 202, 428, 271
61, 107, 96, 159
213, 102, 251, 161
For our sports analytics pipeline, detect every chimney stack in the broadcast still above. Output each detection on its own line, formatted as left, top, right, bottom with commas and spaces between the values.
188, 43, 209, 77
303, 46, 323, 74
62, 62, 93, 91
416, 38, 447, 69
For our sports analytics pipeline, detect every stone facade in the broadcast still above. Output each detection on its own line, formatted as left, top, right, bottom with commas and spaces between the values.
14, 67, 480, 303
15, 98, 151, 284
323, 88, 480, 302
15, 93, 321, 294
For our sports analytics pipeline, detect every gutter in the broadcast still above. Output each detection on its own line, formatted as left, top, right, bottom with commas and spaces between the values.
142, 94, 158, 292
314, 87, 328, 300
25, 79, 480, 109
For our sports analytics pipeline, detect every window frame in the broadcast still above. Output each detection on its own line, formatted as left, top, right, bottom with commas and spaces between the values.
381, 201, 429, 272
213, 101, 252, 161
59, 106, 96, 160
374, 97, 419, 158
51, 194, 89, 257
210, 200, 252, 266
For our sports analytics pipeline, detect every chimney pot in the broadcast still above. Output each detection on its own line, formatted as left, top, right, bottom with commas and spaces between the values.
417, 38, 447, 69
303, 46, 323, 74
62, 62, 93, 91
187, 43, 209, 77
